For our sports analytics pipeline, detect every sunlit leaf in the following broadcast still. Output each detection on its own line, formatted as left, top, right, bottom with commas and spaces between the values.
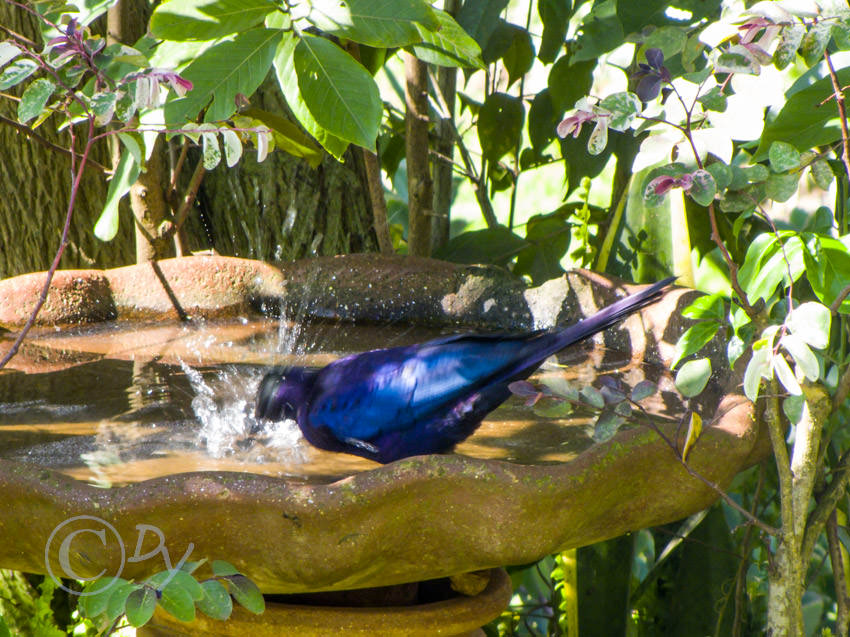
786, 301, 831, 349
151, 0, 277, 40
411, 7, 484, 68
672, 321, 719, 368
17, 77, 55, 124
780, 333, 819, 381
681, 412, 703, 461
197, 579, 233, 620
675, 358, 712, 397
0, 58, 38, 90
94, 150, 140, 241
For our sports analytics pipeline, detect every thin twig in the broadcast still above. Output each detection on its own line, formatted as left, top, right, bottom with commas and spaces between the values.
830, 283, 850, 313
0, 114, 109, 174
0, 116, 95, 370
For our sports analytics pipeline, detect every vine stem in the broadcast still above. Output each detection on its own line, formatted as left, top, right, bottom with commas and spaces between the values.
0, 117, 95, 371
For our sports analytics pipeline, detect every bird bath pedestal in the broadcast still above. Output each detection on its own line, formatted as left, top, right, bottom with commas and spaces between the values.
0, 255, 762, 635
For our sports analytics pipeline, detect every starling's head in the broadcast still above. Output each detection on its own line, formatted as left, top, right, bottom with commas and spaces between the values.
255, 367, 317, 422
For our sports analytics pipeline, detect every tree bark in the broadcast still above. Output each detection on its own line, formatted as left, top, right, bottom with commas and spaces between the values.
0, 5, 135, 278
404, 52, 432, 257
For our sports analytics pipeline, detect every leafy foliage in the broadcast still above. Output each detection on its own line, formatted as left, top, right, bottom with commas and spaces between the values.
78, 559, 264, 633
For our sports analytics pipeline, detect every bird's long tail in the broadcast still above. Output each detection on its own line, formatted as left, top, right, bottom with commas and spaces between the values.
531, 276, 677, 362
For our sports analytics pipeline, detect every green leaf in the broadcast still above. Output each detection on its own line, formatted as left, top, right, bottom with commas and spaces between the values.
0, 58, 38, 90
687, 169, 716, 206
780, 333, 819, 381
811, 158, 834, 190
630, 380, 657, 402
501, 24, 535, 87
681, 293, 724, 321
547, 57, 594, 116
528, 89, 556, 151
307, 0, 437, 48
672, 321, 719, 368
743, 339, 772, 402
211, 560, 241, 577
226, 575, 265, 614
587, 119, 608, 156
79, 577, 127, 619
198, 579, 233, 620
774, 23, 804, 70
411, 8, 484, 68
478, 92, 524, 162
94, 149, 140, 241
804, 234, 850, 313
783, 395, 805, 424
705, 161, 732, 190
238, 107, 323, 168
150, 0, 277, 41
593, 410, 625, 443
17, 77, 55, 124
716, 46, 759, 74
514, 211, 570, 285
90, 91, 117, 125
643, 26, 688, 60
768, 141, 801, 173
159, 579, 196, 623
773, 354, 802, 395
766, 172, 799, 202
581, 386, 605, 410
534, 400, 575, 418
0, 41, 21, 69
221, 128, 242, 167
537, 0, 570, 64
201, 129, 221, 169
801, 22, 832, 68
598, 91, 641, 132
125, 587, 158, 627
757, 65, 850, 158
275, 35, 349, 159
433, 226, 526, 266
573, 0, 624, 62
165, 28, 280, 126
293, 33, 381, 151
540, 375, 579, 402
698, 85, 727, 112
106, 580, 138, 622
787, 301, 832, 349
454, 0, 508, 49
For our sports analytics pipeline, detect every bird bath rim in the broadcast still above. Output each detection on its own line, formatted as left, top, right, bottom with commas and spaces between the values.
0, 254, 761, 595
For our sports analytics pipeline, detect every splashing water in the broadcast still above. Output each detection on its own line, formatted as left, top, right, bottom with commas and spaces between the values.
180, 361, 306, 463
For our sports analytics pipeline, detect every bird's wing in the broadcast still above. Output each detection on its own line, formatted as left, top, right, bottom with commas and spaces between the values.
306, 332, 547, 441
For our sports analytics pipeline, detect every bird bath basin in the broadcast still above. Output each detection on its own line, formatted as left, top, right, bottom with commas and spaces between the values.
0, 255, 761, 634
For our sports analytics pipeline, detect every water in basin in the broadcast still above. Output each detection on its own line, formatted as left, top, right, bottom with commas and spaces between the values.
0, 318, 683, 486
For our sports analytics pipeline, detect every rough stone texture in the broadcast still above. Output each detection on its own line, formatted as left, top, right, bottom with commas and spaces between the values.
0, 256, 285, 328
0, 255, 761, 599
274, 253, 530, 328
0, 270, 115, 327
105, 256, 284, 320
0, 394, 754, 594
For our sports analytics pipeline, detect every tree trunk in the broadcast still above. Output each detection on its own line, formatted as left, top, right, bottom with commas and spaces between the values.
404, 52, 433, 257
190, 76, 378, 260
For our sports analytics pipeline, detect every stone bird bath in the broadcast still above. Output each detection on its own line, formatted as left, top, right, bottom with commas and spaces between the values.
0, 255, 762, 635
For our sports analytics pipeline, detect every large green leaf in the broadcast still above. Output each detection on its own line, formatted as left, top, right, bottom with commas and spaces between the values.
150, 0, 277, 41
306, 0, 438, 47
293, 33, 381, 151
477, 92, 524, 162
94, 148, 140, 241
537, 0, 571, 63
433, 227, 527, 266
573, 0, 624, 62
515, 212, 571, 285
482, 21, 535, 86
804, 234, 850, 314
274, 34, 349, 159
756, 65, 850, 159
164, 28, 280, 125
455, 0, 509, 49
410, 8, 484, 69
